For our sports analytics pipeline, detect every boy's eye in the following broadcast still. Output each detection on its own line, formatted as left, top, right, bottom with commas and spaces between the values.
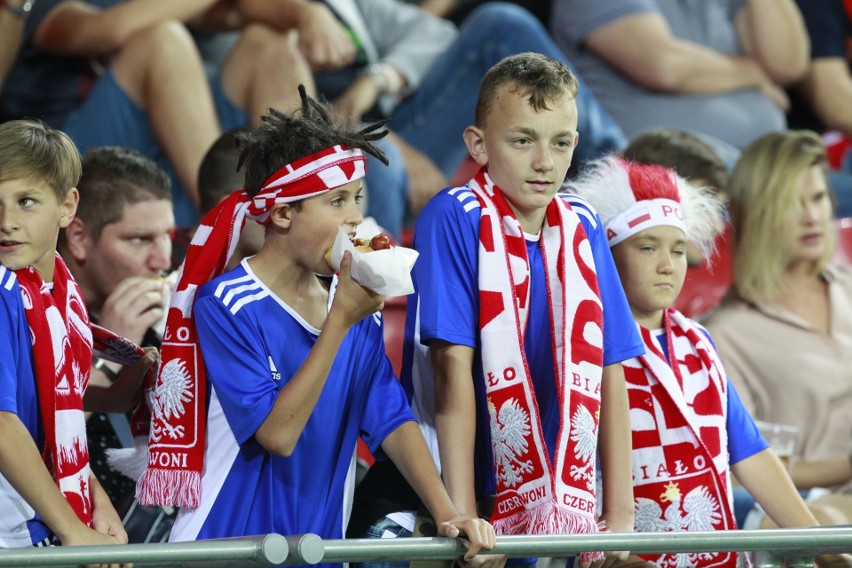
355, 194, 364, 205
19, 197, 36, 207
555, 139, 573, 149
330, 198, 343, 207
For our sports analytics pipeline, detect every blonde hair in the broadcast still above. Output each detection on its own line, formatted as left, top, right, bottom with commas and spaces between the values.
0, 119, 81, 200
728, 130, 835, 303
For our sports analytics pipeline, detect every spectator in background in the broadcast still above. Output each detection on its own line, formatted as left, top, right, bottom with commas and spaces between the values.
704, 130, 852, 525
0, 0, 314, 228
58, 146, 177, 542
402, 0, 550, 27
787, 0, 852, 218
297, 0, 626, 239
549, 0, 809, 157
789, 0, 852, 140
0, 0, 28, 96
196, 129, 264, 270
621, 129, 730, 200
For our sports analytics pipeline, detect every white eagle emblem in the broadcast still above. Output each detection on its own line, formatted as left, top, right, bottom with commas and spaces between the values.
72, 360, 85, 396
568, 405, 597, 490
149, 358, 194, 442
635, 482, 722, 567
489, 398, 534, 487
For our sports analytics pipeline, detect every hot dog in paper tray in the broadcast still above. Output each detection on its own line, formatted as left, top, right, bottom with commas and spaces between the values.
325, 226, 419, 296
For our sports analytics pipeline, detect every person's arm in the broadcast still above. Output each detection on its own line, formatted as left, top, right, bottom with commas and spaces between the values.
583, 12, 788, 107
0, 0, 26, 91
254, 253, 384, 456
381, 420, 496, 562
332, 0, 453, 120
596, 363, 633, 562
417, 0, 454, 18
734, 0, 810, 86
733, 452, 852, 568
0, 411, 122, 547
234, 0, 354, 71
431, 340, 478, 518
83, 347, 158, 413
798, 58, 852, 137
95, 276, 168, 346
788, 456, 852, 491
732, 448, 818, 527
358, 0, 455, 92
32, 0, 219, 56
89, 473, 128, 544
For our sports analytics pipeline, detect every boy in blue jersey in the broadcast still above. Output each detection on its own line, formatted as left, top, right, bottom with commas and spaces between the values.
136, 88, 495, 564
568, 157, 839, 567
0, 119, 132, 552
350, 53, 643, 568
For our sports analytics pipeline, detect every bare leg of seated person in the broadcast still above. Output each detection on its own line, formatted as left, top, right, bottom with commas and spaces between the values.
111, 20, 221, 209
220, 24, 316, 125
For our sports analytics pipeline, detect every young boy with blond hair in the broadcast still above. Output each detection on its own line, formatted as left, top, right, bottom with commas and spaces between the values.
134, 89, 495, 565
0, 119, 130, 550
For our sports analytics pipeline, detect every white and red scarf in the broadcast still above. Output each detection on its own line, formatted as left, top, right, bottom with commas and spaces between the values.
136, 145, 366, 508
470, 170, 604, 554
15, 254, 93, 526
625, 308, 737, 568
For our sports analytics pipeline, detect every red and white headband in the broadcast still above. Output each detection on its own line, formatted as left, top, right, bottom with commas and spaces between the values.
182, 144, 367, 298
247, 144, 366, 224
605, 198, 685, 247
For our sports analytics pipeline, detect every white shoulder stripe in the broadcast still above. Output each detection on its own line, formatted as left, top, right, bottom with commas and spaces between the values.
445, 186, 480, 213
1, 266, 17, 291
560, 193, 599, 229
214, 274, 253, 299
229, 289, 271, 315
220, 281, 264, 308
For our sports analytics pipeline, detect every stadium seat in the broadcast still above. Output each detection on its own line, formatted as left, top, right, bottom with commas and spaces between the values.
834, 217, 852, 264
357, 295, 410, 472
674, 224, 733, 319
382, 295, 408, 378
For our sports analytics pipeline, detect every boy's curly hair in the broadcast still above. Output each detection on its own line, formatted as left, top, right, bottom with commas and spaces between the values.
238, 86, 389, 198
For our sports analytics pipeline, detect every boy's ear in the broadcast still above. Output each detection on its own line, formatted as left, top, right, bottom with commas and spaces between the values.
64, 216, 92, 263
269, 202, 294, 229
59, 187, 79, 228
463, 125, 489, 166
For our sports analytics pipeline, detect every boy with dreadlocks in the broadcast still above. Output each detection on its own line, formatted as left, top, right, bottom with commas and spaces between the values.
135, 88, 495, 559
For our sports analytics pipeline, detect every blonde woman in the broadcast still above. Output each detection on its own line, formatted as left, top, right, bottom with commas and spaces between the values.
705, 130, 852, 524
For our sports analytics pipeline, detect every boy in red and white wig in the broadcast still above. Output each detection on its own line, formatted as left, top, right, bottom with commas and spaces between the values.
567, 157, 835, 568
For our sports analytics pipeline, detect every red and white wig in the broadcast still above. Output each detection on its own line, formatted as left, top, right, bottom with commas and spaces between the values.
565, 156, 723, 258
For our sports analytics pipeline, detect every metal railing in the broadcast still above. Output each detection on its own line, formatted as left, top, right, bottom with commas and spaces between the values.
0, 527, 850, 567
